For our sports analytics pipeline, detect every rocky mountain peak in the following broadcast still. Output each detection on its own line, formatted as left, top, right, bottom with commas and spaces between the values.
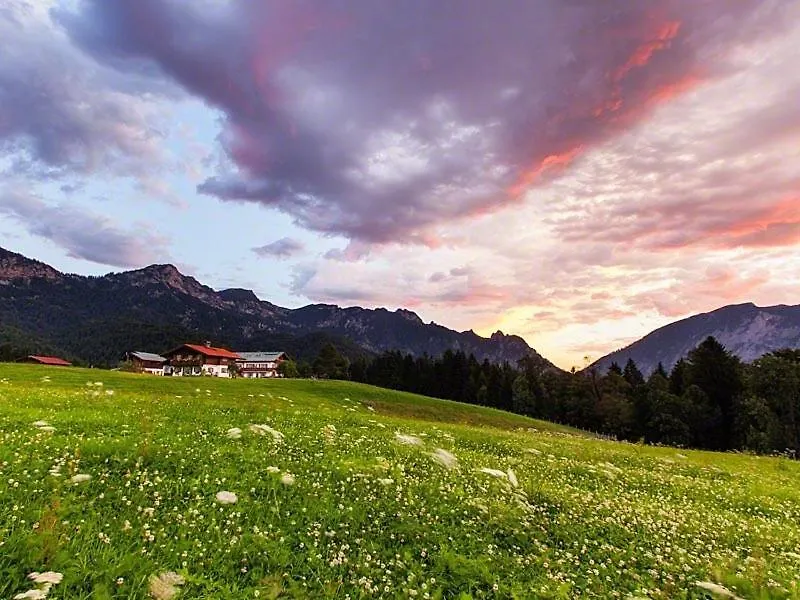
219, 288, 260, 303
591, 303, 800, 375
395, 308, 423, 324
0, 247, 63, 282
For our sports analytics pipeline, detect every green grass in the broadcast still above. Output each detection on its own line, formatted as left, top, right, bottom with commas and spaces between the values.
1, 364, 799, 599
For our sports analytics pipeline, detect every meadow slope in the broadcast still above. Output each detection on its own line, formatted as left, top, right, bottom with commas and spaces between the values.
1, 365, 799, 599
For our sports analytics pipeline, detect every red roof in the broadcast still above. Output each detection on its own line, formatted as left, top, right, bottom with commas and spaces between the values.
181, 344, 241, 359
28, 355, 72, 366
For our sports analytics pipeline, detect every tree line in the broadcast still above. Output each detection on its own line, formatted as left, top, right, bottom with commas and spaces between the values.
296, 337, 800, 456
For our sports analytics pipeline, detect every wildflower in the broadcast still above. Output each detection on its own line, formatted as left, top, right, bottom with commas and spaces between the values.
226, 427, 242, 439
479, 468, 507, 479
430, 448, 458, 470
215, 491, 237, 504
70, 474, 92, 484
32, 421, 49, 428
249, 424, 284, 442
322, 424, 337, 442
378, 478, 394, 486
116, 578, 125, 586
602, 462, 622, 474
280, 473, 295, 486
149, 572, 185, 600
694, 581, 744, 599
14, 590, 48, 600
394, 432, 423, 446
507, 468, 519, 488
28, 572, 63, 585
266, 466, 281, 473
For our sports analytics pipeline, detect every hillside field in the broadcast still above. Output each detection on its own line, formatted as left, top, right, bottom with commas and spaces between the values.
1, 365, 799, 599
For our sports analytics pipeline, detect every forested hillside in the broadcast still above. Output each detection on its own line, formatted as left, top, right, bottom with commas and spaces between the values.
326, 338, 800, 456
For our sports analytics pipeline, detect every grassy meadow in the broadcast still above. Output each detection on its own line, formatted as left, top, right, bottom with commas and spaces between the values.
1, 364, 799, 599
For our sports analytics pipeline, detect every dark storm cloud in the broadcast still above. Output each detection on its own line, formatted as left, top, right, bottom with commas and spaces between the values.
0, 2, 174, 178
55, 0, 789, 244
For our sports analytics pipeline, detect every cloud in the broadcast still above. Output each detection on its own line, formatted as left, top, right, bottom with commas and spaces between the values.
0, 187, 170, 267
56, 0, 790, 245
0, 1, 183, 183
4, 0, 795, 369
252, 237, 305, 260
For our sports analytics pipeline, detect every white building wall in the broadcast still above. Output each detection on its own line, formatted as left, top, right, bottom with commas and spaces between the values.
201, 364, 231, 378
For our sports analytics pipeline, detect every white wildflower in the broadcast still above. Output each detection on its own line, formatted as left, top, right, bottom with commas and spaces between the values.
280, 473, 295, 486
394, 432, 423, 446
430, 448, 458, 470
266, 466, 281, 473
321, 424, 337, 442
378, 478, 394, 486
14, 590, 48, 600
479, 468, 507, 479
249, 424, 284, 442
215, 491, 237, 504
149, 572, 185, 600
28, 572, 63, 585
694, 581, 744, 599
507, 468, 519, 488
226, 427, 242, 439
32, 420, 49, 428
70, 474, 92, 484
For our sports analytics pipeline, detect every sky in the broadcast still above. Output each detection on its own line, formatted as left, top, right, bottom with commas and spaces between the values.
1, 0, 799, 370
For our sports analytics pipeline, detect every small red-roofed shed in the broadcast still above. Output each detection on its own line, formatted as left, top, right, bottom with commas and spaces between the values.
23, 355, 72, 366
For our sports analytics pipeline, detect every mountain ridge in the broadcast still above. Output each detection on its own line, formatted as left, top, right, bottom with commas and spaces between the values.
590, 302, 800, 375
0, 246, 554, 369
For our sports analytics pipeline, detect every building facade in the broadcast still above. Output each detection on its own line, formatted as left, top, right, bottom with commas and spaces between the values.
235, 352, 287, 378
128, 351, 168, 375
163, 343, 241, 378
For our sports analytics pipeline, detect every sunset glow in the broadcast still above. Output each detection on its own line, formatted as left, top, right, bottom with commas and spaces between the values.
1, 0, 799, 369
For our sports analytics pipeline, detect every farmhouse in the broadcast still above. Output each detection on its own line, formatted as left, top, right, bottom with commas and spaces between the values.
21, 355, 72, 367
127, 351, 167, 375
235, 351, 287, 378
162, 343, 240, 378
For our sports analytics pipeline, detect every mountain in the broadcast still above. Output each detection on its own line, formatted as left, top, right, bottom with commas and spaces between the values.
0, 247, 552, 368
590, 302, 800, 375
